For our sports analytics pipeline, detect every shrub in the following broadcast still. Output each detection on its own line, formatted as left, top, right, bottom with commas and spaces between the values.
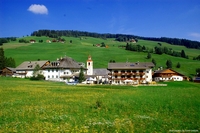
30, 74, 45, 80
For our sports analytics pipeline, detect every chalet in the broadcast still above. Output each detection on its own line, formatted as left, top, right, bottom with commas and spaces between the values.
43, 56, 86, 82
2, 67, 16, 77
15, 60, 50, 78
30, 39, 36, 43
153, 68, 188, 82
46, 40, 51, 43
107, 62, 155, 85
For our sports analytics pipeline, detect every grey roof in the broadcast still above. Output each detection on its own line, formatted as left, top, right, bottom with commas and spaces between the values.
44, 57, 84, 69
108, 62, 154, 70
6, 67, 16, 72
93, 68, 110, 76
16, 60, 49, 70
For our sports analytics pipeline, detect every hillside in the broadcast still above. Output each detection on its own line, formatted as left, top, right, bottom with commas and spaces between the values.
2, 36, 200, 76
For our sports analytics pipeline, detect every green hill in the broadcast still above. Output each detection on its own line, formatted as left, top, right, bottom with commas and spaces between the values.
2, 36, 200, 77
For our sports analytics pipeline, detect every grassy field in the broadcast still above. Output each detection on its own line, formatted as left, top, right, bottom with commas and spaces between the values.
0, 77, 199, 132
2, 36, 200, 76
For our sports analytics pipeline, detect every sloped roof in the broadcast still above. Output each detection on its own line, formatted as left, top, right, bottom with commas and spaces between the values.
93, 68, 110, 76
108, 62, 154, 70
44, 57, 84, 69
16, 60, 49, 70
6, 67, 16, 72
59, 57, 81, 68
154, 68, 185, 76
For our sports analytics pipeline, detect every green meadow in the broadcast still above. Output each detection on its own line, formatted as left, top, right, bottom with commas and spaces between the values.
2, 36, 200, 76
0, 77, 199, 132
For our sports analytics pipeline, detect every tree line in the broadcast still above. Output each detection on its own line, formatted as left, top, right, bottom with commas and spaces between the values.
125, 43, 188, 59
0, 37, 17, 46
31, 29, 200, 49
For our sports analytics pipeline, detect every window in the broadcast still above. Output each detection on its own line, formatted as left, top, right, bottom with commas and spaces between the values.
52, 75, 54, 78
48, 69, 50, 72
56, 75, 58, 78
146, 71, 149, 73
56, 69, 58, 72
52, 70, 54, 72
48, 75, 50, 78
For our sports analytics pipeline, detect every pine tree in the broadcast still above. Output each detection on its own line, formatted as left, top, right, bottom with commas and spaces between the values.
147, 52, 151, 59
176, 62, 181, 68
79, 67, 85, 83
5, 57, 16, 68
166, 60, 172, 68
181, 50, 186, 58
0, 47, 5, 69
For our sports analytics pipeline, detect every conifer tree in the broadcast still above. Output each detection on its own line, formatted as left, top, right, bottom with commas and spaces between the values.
79, 67, 85, 83
0, 47, 5, 69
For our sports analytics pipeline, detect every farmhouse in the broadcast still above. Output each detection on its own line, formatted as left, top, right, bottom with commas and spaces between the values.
43, 56, 86, 82
107, 62, 154, 85
14, 60, 50, 78
153, 68, 188, 81
2, 67, 16, 77
30, 39, 36, 43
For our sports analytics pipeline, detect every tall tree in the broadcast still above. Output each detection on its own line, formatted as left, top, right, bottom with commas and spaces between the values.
147, 52, 151, 59
5, 57, 16, 68
166, 60, 172, 68
176, 62, 181, 68
181, 50, 186, 58
0, 47, 5, 69
79, 67, 85, 83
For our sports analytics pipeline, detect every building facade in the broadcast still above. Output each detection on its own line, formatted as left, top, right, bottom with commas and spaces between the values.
14, 60, 50, 78
107, 62, 154, 85
153, 68, 187, 82
43, 57, 86, 82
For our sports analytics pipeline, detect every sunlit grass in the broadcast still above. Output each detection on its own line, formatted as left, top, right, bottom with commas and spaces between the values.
0, 77, 199, 132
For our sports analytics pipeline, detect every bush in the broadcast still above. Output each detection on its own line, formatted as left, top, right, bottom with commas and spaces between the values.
30, 74, 45, 80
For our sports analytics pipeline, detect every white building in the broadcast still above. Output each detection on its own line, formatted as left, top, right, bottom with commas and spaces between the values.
15, 60, 50, 78
153, 68, 187, 82
43, 57, 86, 82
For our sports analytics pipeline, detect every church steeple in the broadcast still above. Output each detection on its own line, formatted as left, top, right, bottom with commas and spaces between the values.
87, 55, 93, 75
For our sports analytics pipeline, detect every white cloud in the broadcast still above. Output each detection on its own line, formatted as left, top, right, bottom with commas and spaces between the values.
28, 4, 48, 15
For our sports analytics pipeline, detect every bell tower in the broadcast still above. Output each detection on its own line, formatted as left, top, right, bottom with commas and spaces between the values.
87, 55, 93, 75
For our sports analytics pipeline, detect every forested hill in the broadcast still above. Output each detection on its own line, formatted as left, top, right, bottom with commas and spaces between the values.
31, 30, 200, 49
1, 29, 199, 49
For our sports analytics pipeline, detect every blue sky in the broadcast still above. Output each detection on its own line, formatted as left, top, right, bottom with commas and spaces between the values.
0, 0, 200, 41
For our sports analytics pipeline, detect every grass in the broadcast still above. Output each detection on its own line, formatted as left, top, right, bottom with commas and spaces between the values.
0, 77, 199, 132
